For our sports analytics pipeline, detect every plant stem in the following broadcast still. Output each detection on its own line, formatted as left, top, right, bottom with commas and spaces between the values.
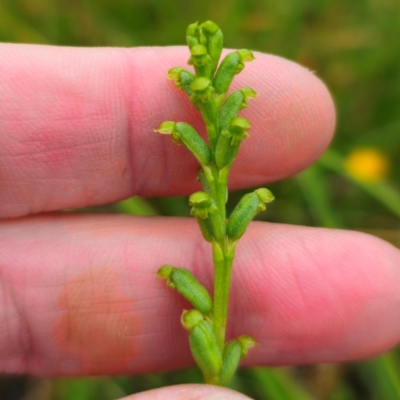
158, 22, 261, 386
210, 168, 235, 351
212, 241, 235, 350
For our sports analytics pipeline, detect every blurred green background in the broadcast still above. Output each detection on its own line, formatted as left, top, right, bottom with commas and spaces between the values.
1, 0, 400, 399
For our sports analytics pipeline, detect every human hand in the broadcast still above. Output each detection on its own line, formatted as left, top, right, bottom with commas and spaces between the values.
1, 44, 400, 399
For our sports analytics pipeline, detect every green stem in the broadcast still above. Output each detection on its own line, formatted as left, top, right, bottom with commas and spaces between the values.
216, 171, 227, 221
204, 374, 220, 385
211, 169, 233, 350
199, 101, 218, 151
212, 241, 235, 350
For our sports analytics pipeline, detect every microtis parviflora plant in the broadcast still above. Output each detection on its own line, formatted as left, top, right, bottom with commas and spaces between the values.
154, 21, 274, 386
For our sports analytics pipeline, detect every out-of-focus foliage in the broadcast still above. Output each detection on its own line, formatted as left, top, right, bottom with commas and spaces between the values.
1, 0, 400, 399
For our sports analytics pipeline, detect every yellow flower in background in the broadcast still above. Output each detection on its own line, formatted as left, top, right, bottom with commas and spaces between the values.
344, 148, 390, 182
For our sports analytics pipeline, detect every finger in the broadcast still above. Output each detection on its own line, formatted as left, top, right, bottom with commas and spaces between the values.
0, 44, 335, 218
118, 384, 252, 400
1, 215, 399, 376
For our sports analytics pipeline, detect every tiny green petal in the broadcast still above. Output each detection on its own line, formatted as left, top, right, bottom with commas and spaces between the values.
156, 265, 173, 279
154, 121, 176, 134
186, 22, 200, 48
230, 117, 250, 131
191, 77, 213, 103
255, 188, 275, 205
167, 66, 184, 81
239, 87, 258, 109
167, 67, 195, 95
189, 191, 213, 219
228, 117, 250, 145
240, 87, 258, 98
237, 335, 257, 357
190, 44, 208, 56
181, 309, 204, 330
186, 21, 199, 38
191, 77, 211, 91
237, 49, 255, 62
189, 191, 223, 242
188, 45, 211, 69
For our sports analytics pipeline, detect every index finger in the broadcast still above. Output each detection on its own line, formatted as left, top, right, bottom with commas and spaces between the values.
0, 45, 335, 218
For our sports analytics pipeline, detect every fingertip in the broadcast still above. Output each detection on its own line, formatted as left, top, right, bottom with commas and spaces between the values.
233, 224, 400, 365
118, 384, 252, 400
230, 51, 336, 186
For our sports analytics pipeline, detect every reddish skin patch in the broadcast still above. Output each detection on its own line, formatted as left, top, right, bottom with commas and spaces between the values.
53, 267, 138, 375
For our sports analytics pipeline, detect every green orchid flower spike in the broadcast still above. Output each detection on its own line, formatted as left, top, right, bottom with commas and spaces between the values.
155, 21, 274, 386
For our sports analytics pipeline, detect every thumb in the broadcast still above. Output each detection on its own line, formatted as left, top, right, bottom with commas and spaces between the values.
118, 384, 253, 400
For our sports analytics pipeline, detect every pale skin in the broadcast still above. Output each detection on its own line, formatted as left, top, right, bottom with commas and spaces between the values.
1, 44, 400, 400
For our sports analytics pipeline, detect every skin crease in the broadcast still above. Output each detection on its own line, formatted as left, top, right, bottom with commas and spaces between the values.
1, 45, 400, 399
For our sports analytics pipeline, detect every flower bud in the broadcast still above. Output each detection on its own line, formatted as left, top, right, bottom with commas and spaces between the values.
189, 191, 223, 242
234, 49, 256, 75
218, 88, 257, 133
213, 52, 240, 96
201, 20, 220, 35
227, 188, 274, 241
238, 87, 258, 109
227, 117, 250, 145
201, 20, 223, 76
219, 340, 241, 385
218, 91, 244, 132
215, 117, 251, 169
190, 77, 213, 103
157, 266, 213, 316
237, 335, 257, 357
189, 191, 214, 219
154, 121, 176, 135
157, 264, 174, 280
182, 310, 223, 380
237, 49, 255, 74
196, 168, 213, 195
238, 49, 255, 62
174, 122, 211, 166
188, 45, 212, 78
219, 335, 257, 385
213, 50, 255, 95
188, 45, 209, 66
154, 122, 211, 167
167, 67, 195, 95
186, 21, 200, 48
